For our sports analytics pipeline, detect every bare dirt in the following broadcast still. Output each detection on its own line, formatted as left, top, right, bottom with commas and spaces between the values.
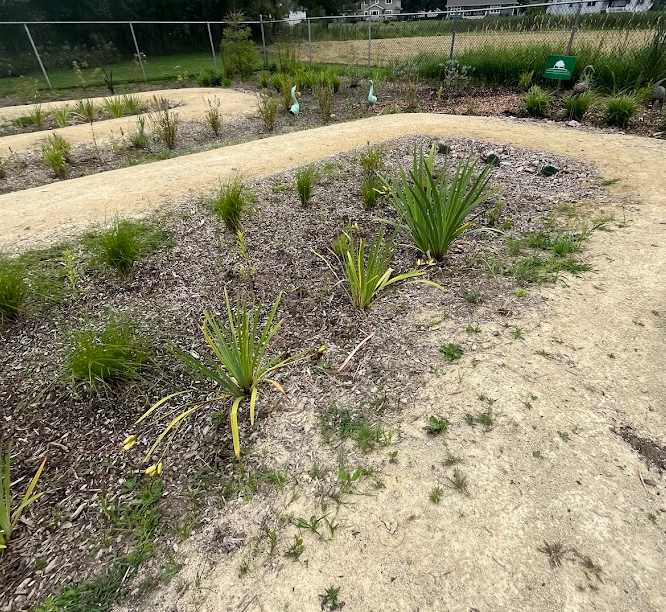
0, 88, 257, 155
2, 115, 666, 612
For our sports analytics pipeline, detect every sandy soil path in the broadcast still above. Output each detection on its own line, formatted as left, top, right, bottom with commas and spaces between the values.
107, 117, 665, 612
0, 88, 257, 154
0, 114, 664, 250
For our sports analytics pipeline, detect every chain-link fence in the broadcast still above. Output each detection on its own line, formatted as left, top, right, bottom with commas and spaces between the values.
1, 1, 664, 98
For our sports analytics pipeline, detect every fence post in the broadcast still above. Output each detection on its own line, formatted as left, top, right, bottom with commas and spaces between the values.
307, 18, 313, 66
259, 15, 268, 69
129, 23, 147, 82
566, 1, 583, 56
23, 23, 52, 89
449, 12, 458, 62
367, 16, 372, 69
207, 22, 218, 70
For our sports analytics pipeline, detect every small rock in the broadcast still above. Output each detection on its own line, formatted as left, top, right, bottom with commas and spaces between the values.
567, 120, 580, 127
540, 165, 560, 177
438, 141, 451, 155
393, 491, 401, 499
644, 478, 657, 487
524, 166, 536, 174
484, 153, 501, 167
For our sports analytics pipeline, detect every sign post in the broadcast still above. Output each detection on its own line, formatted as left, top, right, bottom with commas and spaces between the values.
543, 55, 578, 81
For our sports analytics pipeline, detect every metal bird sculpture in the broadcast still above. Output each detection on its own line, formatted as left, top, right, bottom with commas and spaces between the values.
289, 85, 300, 117
368, 80, 377, 108
652, 77, 666, 112
571, 65, 595, 98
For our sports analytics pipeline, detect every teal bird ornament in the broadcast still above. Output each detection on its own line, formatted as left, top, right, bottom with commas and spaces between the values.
289, 85, 300, 116
368, 80, 377, 108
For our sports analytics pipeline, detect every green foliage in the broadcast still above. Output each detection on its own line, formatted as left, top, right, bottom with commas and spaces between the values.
41, 133, 71, 177
65, 318, 148, 389
659, 109, 666, 132
320, 403, 391, 452
605, 93, 637, 128
564, 90, 594, 121
29, 104, 44, 127
85, 218, 167, 274
257, 93, 280, 132
439, 343, 463, 361
315, 85, 333, 123
381, 145, 499, 260
319, 586, 342, 610
196, 68, 222, 87
204, 96, 222, 136
328, 228, 426, 310
50, 105, 72, 127
429, 485, 443, 504
518, 70, 534, 90
74, 98, 97, 123
524, 85, 552, 117
296, 165, 317, 207
0, 440, 46, 553
122, 94, 142, 115
211, 176, 254, 231
150, 99, 179, 149
361, 177, 382, 209
359, 144, 385, 180
221, 13, 257, 80
128, 116, 148, 149
103, 96, 127, 118
424, 415, 449, 435
0, 256, 27, 324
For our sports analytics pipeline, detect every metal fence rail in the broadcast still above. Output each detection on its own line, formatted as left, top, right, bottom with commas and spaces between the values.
0, 1, 664, 96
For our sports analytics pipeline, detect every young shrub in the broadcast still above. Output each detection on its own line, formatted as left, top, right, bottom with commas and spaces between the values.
65, 318, 148, 389
131, 289, 298, 460
212, 176, 254, 232
204, 96, 222, 136
150, 103, 179, 150
328, 71, 341, 94
85, 218, 166, 274
74, 98, 97, 123
41, 133, 72, 177
279, 74, 295, 110
315, 85, 333, 123
220, 12, 257, 80
50, 105, 72, 127
0, 256, 27, 324
129, 116, 148, 149
328, 228, 429, 310
564, 90, 594, 121
29, 104, 44, 127
524, 85, 552, 117
0, 440, 47, 552
103, 96, 127, 118
381, 145, 500, 260
259, 72, 270, 88
361, 177, 382, 209
605, 93, 637, 128
257, 94, 280, 132
296, 165, 317, 207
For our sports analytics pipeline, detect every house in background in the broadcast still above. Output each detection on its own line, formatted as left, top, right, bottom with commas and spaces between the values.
286, 9, 307, 25
356, 0, 403, 18
447, 0, 518, 17
546, 0, 652, 14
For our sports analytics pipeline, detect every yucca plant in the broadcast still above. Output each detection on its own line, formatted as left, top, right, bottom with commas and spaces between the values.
325, 228, 434, 310
103, 96, 127, 118
524, 85, 552, 117
212, 176, 254, 231
606, 93, 637, 128
564, 90, 594, 121
381, 146, 500, 260
74, 98, 97, 123
134, 289, 297, 460
518, 70, 534, 90
122, 94, 142, 115
1, 439, 47, 553
50, 105, 72, 127
296, 165, 317, 207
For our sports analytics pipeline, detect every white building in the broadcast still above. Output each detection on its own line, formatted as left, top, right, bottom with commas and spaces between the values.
447, 0, 519, 18
286, 9, 307, 25
546, 0, 652, 14
356, 0, 403, 18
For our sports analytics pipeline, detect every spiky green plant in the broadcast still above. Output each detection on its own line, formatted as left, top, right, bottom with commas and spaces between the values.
212, 176, 254, 231
50, 105, 72, 127
326, 228, 434, 309
103, 96, 127, 118
564, 91, 594, 121
296, 165, 317, 207
74, 98, 97, 123
41, 133, 72, 177
122, 94, 142, 115
1, 439, 47, 553
0, 257, 27, 324
524, 85, 552, 117
134, 289, 299, 459
381, 145, 500, 260
605, 93, 637, 128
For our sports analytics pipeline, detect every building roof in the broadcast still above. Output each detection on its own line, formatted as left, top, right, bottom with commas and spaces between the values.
448, 0, 518, 7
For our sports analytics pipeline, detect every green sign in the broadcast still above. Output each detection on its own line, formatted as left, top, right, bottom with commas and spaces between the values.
543, 55, 578, 80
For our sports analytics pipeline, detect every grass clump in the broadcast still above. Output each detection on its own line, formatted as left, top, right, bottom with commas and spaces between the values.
74, 98, 97, 123
320, 403, 391, 452
359, 144, 385, 179
424, 415, 449, 435
50, 105, 72, 127
85, 218, 167, 274
257, 93, 281, 132
381, 145, 499, 260
204, 96, 222, 136
0, 257, 27, 324
122, 94, 142, 115
128, 116, 148, 149
65, 318, 148, 389
429, 486, 443, 504
150, 98, 179, 149
605, 93, 637, 128
41, 133, 71, 177
439, 343, 463, 361
361, 177, 382, 209
524, 85, 552, 117
315, 85, 334, 123
296, 165, 318, 207
564, 91, 594, 121
211, 176, 254, 232
103, 96, 127, 118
